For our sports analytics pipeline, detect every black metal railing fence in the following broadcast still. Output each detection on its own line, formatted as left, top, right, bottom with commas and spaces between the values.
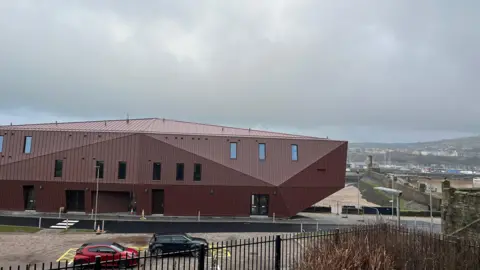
4, 224, 480, 270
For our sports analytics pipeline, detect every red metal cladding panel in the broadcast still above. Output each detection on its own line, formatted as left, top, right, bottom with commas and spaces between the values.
278, 187, 342, 216
0, 135, 139, 184
93, 191, 131, 213
136, 134, 271, 187
149, 134, 344, 186
0, 130, 127, 166
280, 142, 348, 188
159, 185, 288, 217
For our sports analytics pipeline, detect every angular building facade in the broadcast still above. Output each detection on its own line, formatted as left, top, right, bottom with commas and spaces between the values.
0, 118, 347, 218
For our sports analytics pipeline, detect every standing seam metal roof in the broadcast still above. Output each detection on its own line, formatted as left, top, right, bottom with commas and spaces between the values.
0, 118, 324, 139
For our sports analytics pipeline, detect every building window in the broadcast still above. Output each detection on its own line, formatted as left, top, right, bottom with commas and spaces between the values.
118, 161, 127, 180
152, 162, 162, 180
23, 136, 32, 154
96, 161, 104, 179
230, 142, 237, 159
0, 136, 3, 153
54, 160, 63, 178
292, 144, 298, 161
194, 163, 202, 181
258, 143, 266, 160
176, 163, 184, 181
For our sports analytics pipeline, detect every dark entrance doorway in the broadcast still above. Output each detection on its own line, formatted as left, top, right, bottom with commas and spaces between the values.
250, 194, 269, 216
152, 189, 164, 214
23, 186, 36, 210
66, 190, 85, 212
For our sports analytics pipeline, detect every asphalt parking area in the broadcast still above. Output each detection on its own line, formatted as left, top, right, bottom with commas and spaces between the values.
0, 232, 276, 268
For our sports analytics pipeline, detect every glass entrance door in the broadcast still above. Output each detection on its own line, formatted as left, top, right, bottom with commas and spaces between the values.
250, 194, 269, 216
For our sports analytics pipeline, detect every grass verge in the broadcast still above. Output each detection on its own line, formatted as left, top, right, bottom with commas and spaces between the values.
0, 225, 41, 233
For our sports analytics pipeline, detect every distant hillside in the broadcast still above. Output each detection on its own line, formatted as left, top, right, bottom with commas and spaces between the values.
350, 135, 480, 149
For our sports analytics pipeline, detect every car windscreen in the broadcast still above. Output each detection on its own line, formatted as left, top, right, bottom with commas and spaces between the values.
111, 243, 126, 251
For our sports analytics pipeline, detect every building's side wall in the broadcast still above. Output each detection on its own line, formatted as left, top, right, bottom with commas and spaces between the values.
0, 130, 347, 217
150, 134, 344, 186
279, 142, 348, 216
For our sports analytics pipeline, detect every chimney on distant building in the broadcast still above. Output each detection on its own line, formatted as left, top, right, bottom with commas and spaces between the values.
367, 155, 373, 169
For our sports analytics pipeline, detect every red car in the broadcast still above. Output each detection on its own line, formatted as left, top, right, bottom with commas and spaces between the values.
73, 241, 139, 269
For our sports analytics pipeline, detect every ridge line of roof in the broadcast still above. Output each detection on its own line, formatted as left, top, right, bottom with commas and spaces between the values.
0, 117, 315, 139
0, 117, 157, 127
0, 127, 331, 140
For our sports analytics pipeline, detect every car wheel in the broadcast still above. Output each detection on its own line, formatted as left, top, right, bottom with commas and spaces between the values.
118, 260, 128, 269
191, 249, 200, 257
153, 248, 163, 257
73, 260, 88, 270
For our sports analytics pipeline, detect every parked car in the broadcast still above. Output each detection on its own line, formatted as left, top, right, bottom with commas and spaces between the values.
73, 241, 139, 269
148, 233, 208, 256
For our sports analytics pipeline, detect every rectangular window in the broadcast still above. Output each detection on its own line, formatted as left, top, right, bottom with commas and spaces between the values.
193, 163, 202, 181
54, 160, 63, 178
176, 163, 184, 181
230, 142, 237, 159
0, 136, 3, 152
96, 161, 104, 179
118, 161, 127, 180
258, 143, 266, 160
292, 144, 298, 161
152, 162, 162, 180
23, 136, 32, 153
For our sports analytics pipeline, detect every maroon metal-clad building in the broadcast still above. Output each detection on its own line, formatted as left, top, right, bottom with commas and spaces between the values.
0, 118, 347, 218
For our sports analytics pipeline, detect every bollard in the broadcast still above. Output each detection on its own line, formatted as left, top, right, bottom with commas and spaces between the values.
102, 220, 105, 232
273, 213, 275, 223
38, 217, 42, 228
197, 211, 200, 222
198, 245, 206, 270
94, 256, 101, 270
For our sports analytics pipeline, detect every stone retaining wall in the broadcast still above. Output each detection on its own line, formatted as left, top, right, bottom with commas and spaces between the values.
366, 171, 442, 210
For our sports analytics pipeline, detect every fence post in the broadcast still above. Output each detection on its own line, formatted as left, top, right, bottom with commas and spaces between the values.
197, 244, 206, 270
335, 228, 340, 244
94, 255, 101, 270
274, 235, 281, 270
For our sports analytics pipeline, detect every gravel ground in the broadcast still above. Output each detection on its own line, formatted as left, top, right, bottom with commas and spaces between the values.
0, 231, 284, 269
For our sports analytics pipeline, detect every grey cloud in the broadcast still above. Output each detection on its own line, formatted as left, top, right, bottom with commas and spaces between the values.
0, 0, 479, 136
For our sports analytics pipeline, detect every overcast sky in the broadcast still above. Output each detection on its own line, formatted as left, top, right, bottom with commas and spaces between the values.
0, 0, 478, 143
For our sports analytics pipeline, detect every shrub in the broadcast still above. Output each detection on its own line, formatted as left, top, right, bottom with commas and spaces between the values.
293, 224, 480, 270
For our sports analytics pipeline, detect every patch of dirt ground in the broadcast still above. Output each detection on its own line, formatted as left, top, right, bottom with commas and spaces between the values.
0, 231, 279, 268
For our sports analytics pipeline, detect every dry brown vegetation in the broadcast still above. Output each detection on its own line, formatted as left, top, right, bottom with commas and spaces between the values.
293, 224, 480, 270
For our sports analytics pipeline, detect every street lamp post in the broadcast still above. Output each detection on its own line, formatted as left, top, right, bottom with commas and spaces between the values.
391, 176, 395, 219
93, 166, 100, 231
428, 184, 433, 233
374, 187, 402, 227
356, 170, 360, 215
389, 200, 394, 219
